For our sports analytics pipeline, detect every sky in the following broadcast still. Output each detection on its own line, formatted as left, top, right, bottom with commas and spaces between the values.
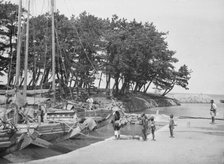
5, 0, 224, 95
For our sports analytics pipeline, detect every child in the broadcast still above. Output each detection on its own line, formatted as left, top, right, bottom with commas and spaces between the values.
169, 114, 176, 138
150, 116, 156, 141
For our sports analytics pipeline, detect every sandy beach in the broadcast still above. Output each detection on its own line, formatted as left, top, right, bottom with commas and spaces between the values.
24, 117, 224, 164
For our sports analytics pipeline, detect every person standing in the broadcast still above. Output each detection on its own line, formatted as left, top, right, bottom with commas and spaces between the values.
169, 114, 176, 138
86, 97, 94, 110
37, 105, 44, 123
210, 100, 217, 124
150, 116, 156, 141
141, 113, 149, 141
111, 110, 121, 139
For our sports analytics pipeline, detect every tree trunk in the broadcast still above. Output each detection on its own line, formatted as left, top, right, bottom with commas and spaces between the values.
105, 73, 111, 90
134, 82, 139, 92
114, 75, 119, 95
42, 66, 50, 88
98, 72, 103, 88
7, 32, 13, 86
120, 78, 129, 95
144, 81, 152, 93
162, 85, 174, 96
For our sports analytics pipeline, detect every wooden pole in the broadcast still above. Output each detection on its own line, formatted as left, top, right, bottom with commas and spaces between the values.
13, 0, 22, 124
15, 0, 22, 88
23, 0, 30, 101
51, 0, 56, 105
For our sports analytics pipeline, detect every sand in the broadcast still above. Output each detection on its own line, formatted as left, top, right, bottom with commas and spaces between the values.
24, 117, 224, 164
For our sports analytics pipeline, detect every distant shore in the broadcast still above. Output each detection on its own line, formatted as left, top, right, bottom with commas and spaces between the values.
119, 92, 224, 112
168, 93, 224, 104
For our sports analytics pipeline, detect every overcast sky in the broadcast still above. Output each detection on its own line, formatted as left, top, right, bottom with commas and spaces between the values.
6, 0, 224, 94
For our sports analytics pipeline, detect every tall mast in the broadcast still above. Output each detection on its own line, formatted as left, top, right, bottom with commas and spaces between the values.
23, 0, 30, 101
12, 0, 22, 124
51, 0, 56, 104
15, 0, 22, 88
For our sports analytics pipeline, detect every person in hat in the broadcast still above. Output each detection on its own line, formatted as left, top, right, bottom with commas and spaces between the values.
86, 97, 94, 110
37, 105, 44, 123
111, 110, 121, 139
141, 113, 149, 141
210, 100, 217, 124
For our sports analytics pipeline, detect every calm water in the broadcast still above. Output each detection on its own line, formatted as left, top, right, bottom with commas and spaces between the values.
144, 103, 224, 119
1, 102, 224, 163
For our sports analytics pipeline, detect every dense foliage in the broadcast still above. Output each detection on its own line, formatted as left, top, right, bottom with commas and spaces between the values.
0, 1, 191, 97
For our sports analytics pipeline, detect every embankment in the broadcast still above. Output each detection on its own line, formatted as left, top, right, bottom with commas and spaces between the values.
119, 93, 180, 112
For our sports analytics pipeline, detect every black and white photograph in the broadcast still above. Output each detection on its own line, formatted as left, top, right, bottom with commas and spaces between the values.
0, 0, 224, 163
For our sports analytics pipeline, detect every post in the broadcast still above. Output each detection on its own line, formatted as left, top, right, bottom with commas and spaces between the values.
15, 0, 22, 87
13, 0, 22, 124
23, 0, 30, 101
51, 0, 56, 105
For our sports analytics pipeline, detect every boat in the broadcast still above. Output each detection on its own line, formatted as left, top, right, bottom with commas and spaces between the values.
0, 0, 73, 155
0, 120, 22, 156
220, 100, 224, 103
0, 104, 113, 156
0, 0, 115, 156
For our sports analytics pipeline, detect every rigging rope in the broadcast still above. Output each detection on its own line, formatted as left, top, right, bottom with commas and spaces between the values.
54, 28, 74, 99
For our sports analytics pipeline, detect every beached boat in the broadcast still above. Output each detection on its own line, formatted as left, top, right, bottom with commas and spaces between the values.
0, 108, 112, 156
0, 0, 70, 155
0, 124, 18, 156
1, 0, 115, 156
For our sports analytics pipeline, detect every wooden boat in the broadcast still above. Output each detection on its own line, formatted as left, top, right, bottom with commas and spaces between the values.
0, 109, 112, 156
0, 0, 113, 156
0, 119, 33, 156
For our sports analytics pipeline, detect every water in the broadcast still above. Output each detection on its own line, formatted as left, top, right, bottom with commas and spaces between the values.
1, 102, 224, 163
144, 103, 224, 119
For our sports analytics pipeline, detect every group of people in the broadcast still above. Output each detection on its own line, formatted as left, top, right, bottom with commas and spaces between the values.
111, 111, 177, 141
141, 113, 176, 141
141, 113, 156, 141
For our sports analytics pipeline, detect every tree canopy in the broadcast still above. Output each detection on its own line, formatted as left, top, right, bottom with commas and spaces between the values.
0, 1, 191, 98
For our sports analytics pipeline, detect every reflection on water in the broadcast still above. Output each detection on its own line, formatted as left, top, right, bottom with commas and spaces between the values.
1, 103, 224, 163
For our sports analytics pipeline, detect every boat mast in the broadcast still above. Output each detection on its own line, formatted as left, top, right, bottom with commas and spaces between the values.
23, 0, 30, 101
12, 0, 22, 124
51, 0, 56, 104
15, 0, 22, 88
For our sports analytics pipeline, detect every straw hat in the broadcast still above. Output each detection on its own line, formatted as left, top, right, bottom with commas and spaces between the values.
112, 106, 120, 112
